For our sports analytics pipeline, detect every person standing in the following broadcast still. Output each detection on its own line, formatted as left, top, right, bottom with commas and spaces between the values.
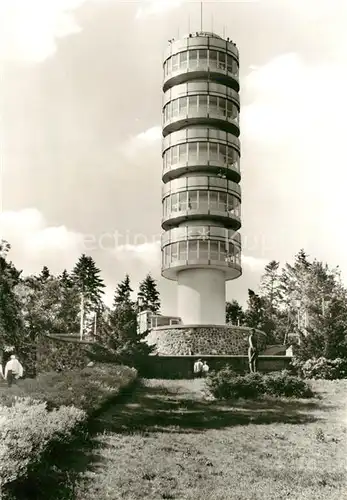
248, 329, 259, 373
193, 358, 203, 378
4, 354, 24, 387
202, 361, 210, 377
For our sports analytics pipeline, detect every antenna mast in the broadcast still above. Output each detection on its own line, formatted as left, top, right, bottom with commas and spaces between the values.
200, 1, 203, 32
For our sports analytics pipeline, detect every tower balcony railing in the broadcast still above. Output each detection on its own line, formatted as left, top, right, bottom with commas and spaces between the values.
163, 35, 239, 65
161, 206, 241, 231
163, 82, 239, 109
162, 160, 240, 184
163, 109, 239, 137
163, 44, 239, 92
163, 107, 239, 126
161, 236, 242, 281
162, 127, 241, 152
164, 59, 238, 79
161, 174, 241, 198
161, 225, 241, 247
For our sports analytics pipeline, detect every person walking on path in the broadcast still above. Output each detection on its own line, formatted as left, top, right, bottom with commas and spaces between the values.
4, 354, 24, 387
193, 359, 203, 378
248, 329, 259, 373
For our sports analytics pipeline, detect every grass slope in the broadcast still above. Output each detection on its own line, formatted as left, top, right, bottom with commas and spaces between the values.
75, 378, 347, 500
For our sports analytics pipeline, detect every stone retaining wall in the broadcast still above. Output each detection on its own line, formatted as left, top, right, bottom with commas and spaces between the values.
146, 355, 293, 379
145, 325, 267, 356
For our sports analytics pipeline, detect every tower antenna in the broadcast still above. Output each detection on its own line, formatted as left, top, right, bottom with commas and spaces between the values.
200, 1, 203, 32
188, 14, 190, 33
211, 13, 213, 33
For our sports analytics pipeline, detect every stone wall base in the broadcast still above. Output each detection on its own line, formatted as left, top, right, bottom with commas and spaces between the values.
145, 325, 267, 356
146, 355, 293, 379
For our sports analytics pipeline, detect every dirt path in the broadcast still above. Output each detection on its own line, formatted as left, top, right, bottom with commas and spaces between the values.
72, 378, 347, 500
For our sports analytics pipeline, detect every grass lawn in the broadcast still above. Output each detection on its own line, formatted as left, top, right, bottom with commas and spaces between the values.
73, 378, 346, 499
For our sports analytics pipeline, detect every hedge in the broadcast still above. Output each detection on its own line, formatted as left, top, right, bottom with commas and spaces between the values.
206, 367, 314, 400
0, 363, 137, 497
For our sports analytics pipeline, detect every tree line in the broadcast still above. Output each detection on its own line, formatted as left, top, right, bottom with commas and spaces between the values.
226, 249, 347, 361
0, 239, 160, 373
1, 239, 347, 370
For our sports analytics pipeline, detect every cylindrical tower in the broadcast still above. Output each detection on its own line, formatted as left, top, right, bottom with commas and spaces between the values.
161, 31, 242, 325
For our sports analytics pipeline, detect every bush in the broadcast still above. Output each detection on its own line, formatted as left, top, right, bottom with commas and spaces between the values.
0, 398, 85, 487
206, 367, 313, 400
262, 370, 313, 398
292, 356, 347, 380
0, 363, 137, 412
0, 363, 138, 497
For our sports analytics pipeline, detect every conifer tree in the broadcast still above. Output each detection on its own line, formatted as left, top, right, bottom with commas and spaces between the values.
244, 289, 266, 329
226, 299, 244, 325
137, 273, 160, 313
72, 254, 105, 338
38, 266, 51, 283
72, 254, 105, 305
113, 274, 134, 308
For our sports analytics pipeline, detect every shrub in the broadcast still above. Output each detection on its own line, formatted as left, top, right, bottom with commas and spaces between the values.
205, 366, 240, 399
0, 363, 138, 497
0, 398, 85, 487
292, 356, 347, 380
206, 367, 313, 400
262, 370, 313, 398
0, 363, 137, 412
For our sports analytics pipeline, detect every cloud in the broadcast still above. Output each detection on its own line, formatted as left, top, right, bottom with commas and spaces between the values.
0, 0, 86, 63
135, 0, 183, 20
136, 126, 162, 142
119, 125, 161, 159
240, 49, 347, 281
242, 255, 268, 272
242, 52, 347, 147
0, 208, 85, 274
113, 240, 161, 268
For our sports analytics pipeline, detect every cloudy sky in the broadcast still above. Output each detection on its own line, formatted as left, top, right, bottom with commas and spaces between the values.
1, 0, 346, 312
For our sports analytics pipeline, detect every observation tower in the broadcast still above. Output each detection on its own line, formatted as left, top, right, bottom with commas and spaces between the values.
161, 31, 242, 325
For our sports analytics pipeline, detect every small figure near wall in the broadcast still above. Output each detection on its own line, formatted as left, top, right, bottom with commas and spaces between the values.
193, 358, 203, 378
202, 361, 210, 377
248, 329, 259, 373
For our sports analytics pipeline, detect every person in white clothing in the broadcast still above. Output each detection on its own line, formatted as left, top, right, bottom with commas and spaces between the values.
193, 359, 203, 378
202, 361, 210, 377
4, 354, 24, 387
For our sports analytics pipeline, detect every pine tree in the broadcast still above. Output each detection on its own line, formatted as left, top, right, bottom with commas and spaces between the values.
260, 260, 281, 317
88, 301, 153, 372
72, 254, 105, 305
57, 270, 80, 334
113, 274, 134, 308
226, 299, 244, 325
244, 289, 266, 329
38, 266, 51, 283
72, 254, 105, 338
258, 260, 282, 342
137, 273, 160, 313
